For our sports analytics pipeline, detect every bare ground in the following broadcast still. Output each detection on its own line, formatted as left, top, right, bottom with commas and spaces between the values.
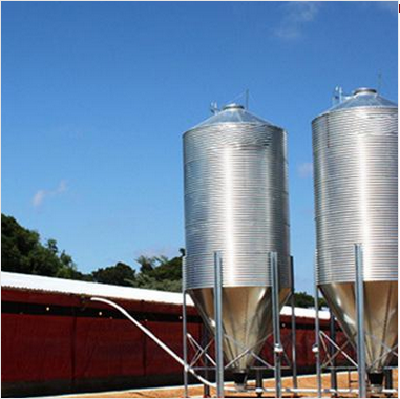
66, 370, 398, 398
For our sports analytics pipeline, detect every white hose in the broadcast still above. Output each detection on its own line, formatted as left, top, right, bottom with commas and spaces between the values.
90, 296, 218, 389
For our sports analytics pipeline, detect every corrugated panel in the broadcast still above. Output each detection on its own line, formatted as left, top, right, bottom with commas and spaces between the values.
1, 271, 193, 306
184, 107, 291, 289
1, 273, 330, 318
313, 98, 398, 284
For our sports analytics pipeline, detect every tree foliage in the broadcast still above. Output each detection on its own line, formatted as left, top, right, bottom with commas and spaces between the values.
91, 262, 136, 287
1, 213, 82, 279
1, 213, 184, 291
130, 253, 183, 291
2, 214, 328, 303
136, 255, 155, 274
293, 291, 328, 309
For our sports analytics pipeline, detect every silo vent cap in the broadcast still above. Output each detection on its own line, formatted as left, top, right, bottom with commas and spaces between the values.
353, 87, 377, 96
223, 103, 245, 110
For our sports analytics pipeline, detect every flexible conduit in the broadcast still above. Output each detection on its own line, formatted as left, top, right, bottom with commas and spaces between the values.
90, 297, 218, 389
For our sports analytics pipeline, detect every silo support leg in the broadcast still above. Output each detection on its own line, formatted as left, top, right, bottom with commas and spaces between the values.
183, 290, 189, 398
270, 251, 282, 398
214, 252, 224, 398
330, 310, 338, 397
290, 256, 298, 394
314, 283, 322, 398
355, 244, 366, 399
255, 369, 263, 398
384, 369, 393, 398
203, 327, 211, 398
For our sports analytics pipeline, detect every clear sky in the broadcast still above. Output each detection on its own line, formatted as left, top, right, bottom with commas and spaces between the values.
2, 1, 398, 293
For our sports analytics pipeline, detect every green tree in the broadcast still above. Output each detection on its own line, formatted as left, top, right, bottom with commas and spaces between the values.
129, 250, 184, 292
293, 291, 315, 308
147, 255, 182, 281
129, 272, 182, 292
2, 214, 40, 273
1, 213, 82, 279
136, 255, 155, 274
91, 262, 136, 286
56, 251, 83, 279
46, 238, 59, 254
128, 272, 157, 289
318, 296, 328, 309
293, 291, 328, 309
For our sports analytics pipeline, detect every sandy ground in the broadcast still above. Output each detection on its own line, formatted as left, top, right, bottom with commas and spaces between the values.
66, 371, 398, 398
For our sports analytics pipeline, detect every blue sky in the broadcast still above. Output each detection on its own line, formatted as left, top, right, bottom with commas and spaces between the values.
2, 1, 398, 292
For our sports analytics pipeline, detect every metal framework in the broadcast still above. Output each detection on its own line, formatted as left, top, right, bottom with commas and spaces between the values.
85, 246, 396, 398
313, 244, 398, 398
182, 252, 299, 398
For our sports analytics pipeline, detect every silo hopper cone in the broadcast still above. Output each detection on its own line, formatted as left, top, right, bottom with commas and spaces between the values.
320, 281, 398, 384
189, 286, 290, 382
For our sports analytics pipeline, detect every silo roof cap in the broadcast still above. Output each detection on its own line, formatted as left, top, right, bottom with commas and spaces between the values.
222, 103, 245, 110
353, 87, 377, 96
189, 103, 278, 130
326, 87, 397, 113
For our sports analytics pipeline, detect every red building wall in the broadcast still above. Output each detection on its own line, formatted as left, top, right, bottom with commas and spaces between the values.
1, 288, 349, 397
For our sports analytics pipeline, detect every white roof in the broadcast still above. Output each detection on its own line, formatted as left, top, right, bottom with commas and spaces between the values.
1, 271, 329, 319
1, 271, 191, 306
281, 304, 330, 320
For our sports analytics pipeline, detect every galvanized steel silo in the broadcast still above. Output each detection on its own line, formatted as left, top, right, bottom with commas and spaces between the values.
312, 88, 398, 384
183, 104, 291, 377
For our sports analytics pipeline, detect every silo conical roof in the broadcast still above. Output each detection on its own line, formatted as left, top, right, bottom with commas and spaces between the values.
317, 87, 397, 118
189, 103, 277, 130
